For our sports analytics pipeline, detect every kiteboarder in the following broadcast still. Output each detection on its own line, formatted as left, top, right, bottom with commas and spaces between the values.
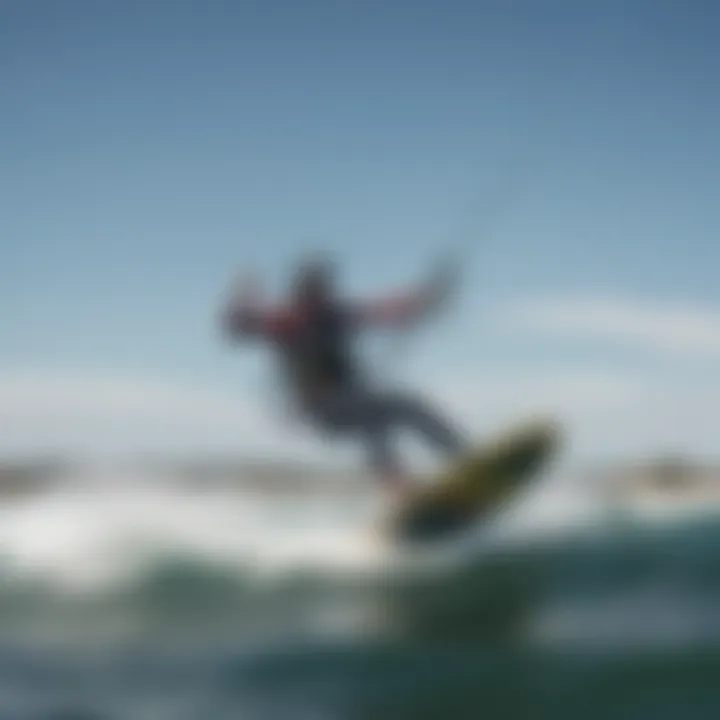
220, 254, 469, 492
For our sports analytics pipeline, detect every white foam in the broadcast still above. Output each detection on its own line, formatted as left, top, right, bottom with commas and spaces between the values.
0, 468, 399, 591
0, 464, 712, 594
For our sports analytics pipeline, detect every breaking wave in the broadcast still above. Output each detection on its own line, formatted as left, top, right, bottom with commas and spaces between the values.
0, 463, 716, 653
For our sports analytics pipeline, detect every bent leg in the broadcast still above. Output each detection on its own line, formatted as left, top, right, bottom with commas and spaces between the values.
354, 411, 414, 493
311, 387, 466, 488
379, 391, 468, 458
360, 420, 401, 476
310, 389, 407, 488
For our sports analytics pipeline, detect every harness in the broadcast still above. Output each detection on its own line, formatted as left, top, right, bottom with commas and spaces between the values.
279, 304, 357, 404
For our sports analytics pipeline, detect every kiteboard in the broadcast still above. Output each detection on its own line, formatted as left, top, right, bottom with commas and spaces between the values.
387, 418, 560, 543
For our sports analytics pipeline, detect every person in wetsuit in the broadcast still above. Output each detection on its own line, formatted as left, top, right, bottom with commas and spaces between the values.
220, 256, 468, 491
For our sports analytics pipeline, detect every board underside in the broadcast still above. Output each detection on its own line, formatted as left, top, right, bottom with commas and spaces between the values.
389, 419, 560, 543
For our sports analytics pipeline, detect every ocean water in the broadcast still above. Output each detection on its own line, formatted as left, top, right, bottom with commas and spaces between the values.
0, 466, 717, 719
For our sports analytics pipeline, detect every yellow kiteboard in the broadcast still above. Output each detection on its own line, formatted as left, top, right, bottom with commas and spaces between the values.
388, 417, 561, 543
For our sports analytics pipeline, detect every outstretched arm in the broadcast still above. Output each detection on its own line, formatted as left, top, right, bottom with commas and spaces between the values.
220, 272, 296, 342
219, 272, 266, 340
357, 257, 460, 329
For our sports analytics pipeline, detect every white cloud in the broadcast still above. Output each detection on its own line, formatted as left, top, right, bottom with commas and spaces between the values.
0, 367, 322, 458
0, 363, 716, 463
0, 370, 237, 420
505, 295, 720, 356
431, 368, 638, 422
426, 366, 720, 462
422, 368, 643, 461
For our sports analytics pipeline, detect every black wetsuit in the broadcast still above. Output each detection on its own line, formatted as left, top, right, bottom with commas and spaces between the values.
225, 290, 466, 479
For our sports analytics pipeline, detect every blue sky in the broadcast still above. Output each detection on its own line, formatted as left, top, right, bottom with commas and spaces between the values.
2, 0, 719, 462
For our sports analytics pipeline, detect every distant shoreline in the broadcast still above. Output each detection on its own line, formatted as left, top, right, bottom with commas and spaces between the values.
0, 453, 717, 501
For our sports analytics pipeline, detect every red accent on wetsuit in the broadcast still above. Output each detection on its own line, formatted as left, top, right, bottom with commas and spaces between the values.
357, 289, 430, 326
223, 288, 430, 343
